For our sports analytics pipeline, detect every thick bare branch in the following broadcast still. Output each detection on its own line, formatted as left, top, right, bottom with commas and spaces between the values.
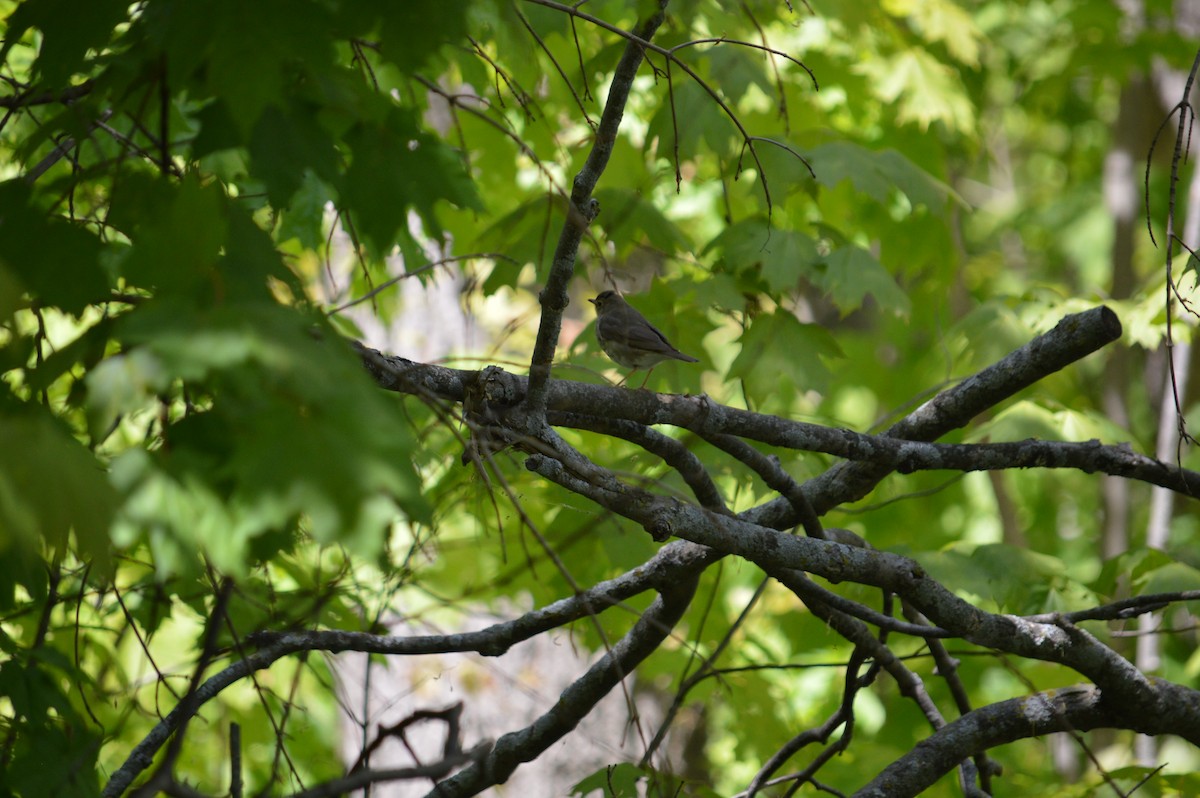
551, 410, 729, 511
855, 683, 1200, 798
526, 453, 1197, 725
357, 307, 1200, 505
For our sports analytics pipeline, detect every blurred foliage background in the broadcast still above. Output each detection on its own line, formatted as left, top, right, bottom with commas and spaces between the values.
1, 0, 1199, 795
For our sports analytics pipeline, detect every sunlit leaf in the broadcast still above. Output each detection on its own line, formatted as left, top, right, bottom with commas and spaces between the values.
0, 410, 116, 566
858, 49, 976, 133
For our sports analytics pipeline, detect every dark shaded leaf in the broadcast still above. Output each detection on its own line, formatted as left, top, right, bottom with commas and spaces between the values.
340, 109, 482, 255
0, 0, 129, 86
0, 181, 108, 316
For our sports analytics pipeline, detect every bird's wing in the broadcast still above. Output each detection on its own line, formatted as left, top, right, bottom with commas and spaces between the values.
628, 318, 698, 361
624, 318, 678, 353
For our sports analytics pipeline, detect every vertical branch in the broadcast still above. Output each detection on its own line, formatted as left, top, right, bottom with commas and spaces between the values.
1135, 146, 1200, 764
524, 3, 669, 413
1157, 49, 1200, 420
230, 723, 242, 798
159, 54, 170, 174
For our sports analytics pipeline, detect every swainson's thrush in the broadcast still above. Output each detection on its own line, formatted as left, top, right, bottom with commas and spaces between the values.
589, 290, 698, 387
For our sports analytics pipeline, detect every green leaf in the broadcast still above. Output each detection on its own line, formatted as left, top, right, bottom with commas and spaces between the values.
873, 149, 959, 211
340, 108, 483, 255
1092, 549, 1172, 598
1137, 561, 1200, 595
972, 402, 1130, 444
0, 180, 108, 316
109, 173, 227, 296
1104, 767, 1200, 798
804, 142, 955, 212
202, 0, 336, 138
374, 0, 470, 72
108, 174, 286, 302
84, 347, 170, 442
0, 542, 45, 613
8, 719, 101, 797
882, 0, 983, 66
0, 659, 47, 723
760, 230, 821, 293
817, 246, 911, 316
190, 100, 245, 158
223, 200, 298, 299
571, 763, 646, 797
107, 303, 430, 571
0, 410, 117, 566
249, 103, 339, 208
478, 197, 562, 280
704, 217, 819, 292
752, 140, 819, 202
925, 544, 1070, 613
0, 0, 129, 86
729, 309, 842, 405
24, 318, 114, 394
593, 187, 690, 256
0, 264, 24, 322
708, 45, 777, 102
646, 80, 730, 161
276, 171, 335, 251
859, 49, 976, 133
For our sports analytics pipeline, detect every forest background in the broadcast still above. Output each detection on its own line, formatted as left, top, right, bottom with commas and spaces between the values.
2, 0, 1200, 796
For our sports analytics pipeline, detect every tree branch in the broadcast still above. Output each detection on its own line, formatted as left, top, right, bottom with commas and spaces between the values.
750, 304, 1124, 524
525, 453, 1200, 734
101, 541, 715, 798
285, 748, 490, 798
551, 410, 729, 511
355, 308, 1200, 511
525, 3, 667, 412
419, 575, 699, 796
855, 683, 1200, 798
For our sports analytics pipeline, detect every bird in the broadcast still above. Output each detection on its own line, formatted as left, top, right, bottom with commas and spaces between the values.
588, 290, 699, 388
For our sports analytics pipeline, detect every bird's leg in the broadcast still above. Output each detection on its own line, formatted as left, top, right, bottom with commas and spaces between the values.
636, 367, 655, 390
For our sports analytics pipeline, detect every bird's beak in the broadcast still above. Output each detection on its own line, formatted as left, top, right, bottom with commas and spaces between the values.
588, 297, 598, 305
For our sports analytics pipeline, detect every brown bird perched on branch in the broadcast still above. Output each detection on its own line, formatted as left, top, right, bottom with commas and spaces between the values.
589, 290, 699, 388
